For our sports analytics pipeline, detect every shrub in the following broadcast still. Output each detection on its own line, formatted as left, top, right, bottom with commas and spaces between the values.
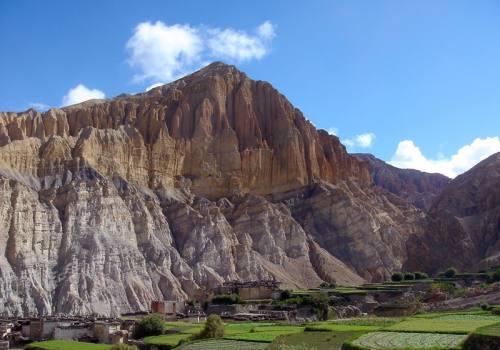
197, 314, 225, 339
480, 303, 491, 311
414, 271, 428, 280
319, 282, 336, 289
404, 273, 415, 280
280, 290, 292, 300
492, 268, 500, 282
133, 313, 165, 339
211, 293, 242, 305
391, 272, 403, 282
110, 345, 138, 350
444, 267, 458, 278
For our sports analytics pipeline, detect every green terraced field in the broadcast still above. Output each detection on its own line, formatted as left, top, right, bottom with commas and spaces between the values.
224, 329, 303, 342
349, 331, 467, 349
268, 331, 364, 350
143, 333, 192, 347
178, 339, 268, 349
305, 323, 381, 332
475, 322, 500, 336
385, 319, 498, 334
26, 340, 111, 350
433, 314, 500, 321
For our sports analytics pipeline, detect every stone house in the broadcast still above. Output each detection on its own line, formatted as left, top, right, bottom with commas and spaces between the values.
93, 321, 121, 344
54, 323, 93, 340
215, 280, 281, 300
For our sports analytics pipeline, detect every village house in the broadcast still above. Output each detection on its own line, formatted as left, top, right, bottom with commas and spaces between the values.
214, 280, 281, 300
151, 300, 186, 320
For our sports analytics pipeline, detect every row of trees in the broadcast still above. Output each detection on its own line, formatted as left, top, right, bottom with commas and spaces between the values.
391, 271, 429, 281
391, 267, 461, 282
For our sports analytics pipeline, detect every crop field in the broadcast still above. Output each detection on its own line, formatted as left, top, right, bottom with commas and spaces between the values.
350, 331, 467, 349
178, 339, 268, 350
433, 314, 500, 321
305, 323, 381, 332
385, 318, 498, 334
475, 322, 500, 336
143, 333, 192, 346
26, 340, 111, 350
224, 329, 303, 342
165, 321, 203, 334
268, 330, 364, 350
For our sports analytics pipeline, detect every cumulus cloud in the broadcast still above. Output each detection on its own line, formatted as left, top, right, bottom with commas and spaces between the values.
126, 20, 276, 85
126, 21, 203, 83
389, 137, 500, 177
62, 84, 106, 106
343, 133, 376, 149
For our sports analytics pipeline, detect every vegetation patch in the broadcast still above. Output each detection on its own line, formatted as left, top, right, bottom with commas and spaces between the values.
224, 330, 302, 343
462, 323, 500, 350
26, 340, 111, 350
269, 331, 364, 350
385, 319, 498, 334
433, 314, 500, 321
305, 323, 381, 332
143, 333, 192, 347
177, 339, 268, 350
344, 331, 467, 350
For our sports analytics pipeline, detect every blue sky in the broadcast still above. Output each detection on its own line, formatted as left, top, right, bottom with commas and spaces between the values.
1, 0, 500, 177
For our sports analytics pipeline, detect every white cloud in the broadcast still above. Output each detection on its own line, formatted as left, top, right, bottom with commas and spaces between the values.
257, 21, 276, 40
126, 21, 203, 83
389, 137, 500, 177
28, 102, 50, 111
126, 20, 276, 85
327, 127, 338, 136
61, 84, 105, 106
145, 82, 164, 91
343, 132, 376, 149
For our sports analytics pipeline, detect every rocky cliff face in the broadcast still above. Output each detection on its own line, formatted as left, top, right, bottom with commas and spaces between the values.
0, 62, 448, 317
355, 153, 449, 211
405, 152, 500, 274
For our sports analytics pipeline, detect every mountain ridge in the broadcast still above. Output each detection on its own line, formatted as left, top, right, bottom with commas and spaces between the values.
0, 62, 497, 317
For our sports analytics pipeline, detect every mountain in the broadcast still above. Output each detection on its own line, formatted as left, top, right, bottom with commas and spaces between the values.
355, 153, 450, 211
405, 152, 500, 274
0, 62, 491, 317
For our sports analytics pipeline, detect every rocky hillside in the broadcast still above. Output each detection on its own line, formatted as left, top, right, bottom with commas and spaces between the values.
0, 62, 492, 317
355, 154, 450, 211
405, 152, 500, 274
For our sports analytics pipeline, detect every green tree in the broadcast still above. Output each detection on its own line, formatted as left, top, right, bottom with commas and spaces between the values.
391, 272, 403, 282
414, 271, 428, 280
404, 272, 415, 280
133, 313, 165, 339
444, 267, 458, 278
197, 314, 225, 339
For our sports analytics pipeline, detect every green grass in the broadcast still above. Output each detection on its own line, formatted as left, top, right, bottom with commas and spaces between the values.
268, 331, 364, 350
224, 329, 303, 343
178, 339, 268, 350
433, 314, 500, 321
224, 322, 276, 334
348, 331, 467, 349
305, 323, 381, 332
26, 340, 111, 350
474, 322, 500, 337
143, 333, 192, 346
164, 322, 203, 334
385, 319, 498, 334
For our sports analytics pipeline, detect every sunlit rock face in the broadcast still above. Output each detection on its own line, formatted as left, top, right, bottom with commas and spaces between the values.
0, 62, 476, 317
